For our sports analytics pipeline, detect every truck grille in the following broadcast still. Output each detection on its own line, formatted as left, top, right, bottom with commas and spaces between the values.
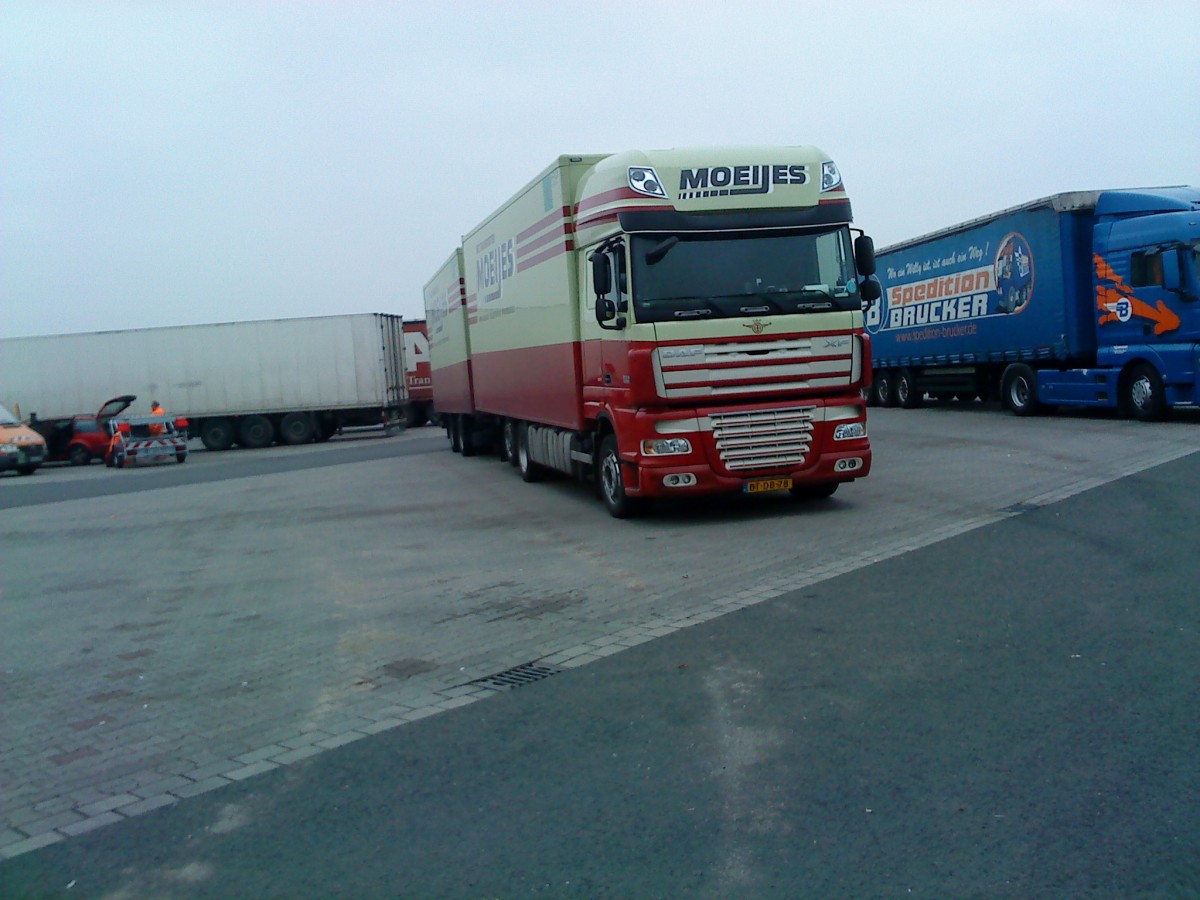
709, 406, 815, 471
654, 336, 855, 400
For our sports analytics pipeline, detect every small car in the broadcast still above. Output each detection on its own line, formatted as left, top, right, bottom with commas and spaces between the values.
31, 395, 136, 466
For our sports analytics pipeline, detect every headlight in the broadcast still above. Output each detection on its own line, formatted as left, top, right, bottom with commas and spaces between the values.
641, 437, 692, 456
821, 160, 843, 192
0, 443, 17, 453
833, 422, 865, 440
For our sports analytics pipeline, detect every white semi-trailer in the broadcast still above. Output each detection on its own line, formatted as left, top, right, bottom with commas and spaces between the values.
0, 313, 410, 450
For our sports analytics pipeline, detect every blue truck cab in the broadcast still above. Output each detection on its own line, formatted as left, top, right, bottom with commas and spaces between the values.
868, 187, 1200, 419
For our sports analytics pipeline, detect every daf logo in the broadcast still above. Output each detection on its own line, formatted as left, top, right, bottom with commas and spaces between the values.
628, 167, 668, 199
743, 318, 771, 335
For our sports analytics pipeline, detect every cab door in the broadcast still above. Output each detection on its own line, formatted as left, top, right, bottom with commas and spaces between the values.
580, 240, 631, 416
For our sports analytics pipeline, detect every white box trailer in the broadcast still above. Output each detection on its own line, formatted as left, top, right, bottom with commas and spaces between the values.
0, 313, 409, 450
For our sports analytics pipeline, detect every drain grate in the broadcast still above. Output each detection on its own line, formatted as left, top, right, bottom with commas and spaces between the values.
471, 662, 561, 691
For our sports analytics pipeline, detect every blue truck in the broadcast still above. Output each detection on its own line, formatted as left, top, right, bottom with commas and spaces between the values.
866, 187, 1200, 420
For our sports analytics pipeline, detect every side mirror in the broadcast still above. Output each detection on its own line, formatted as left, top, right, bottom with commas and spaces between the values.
860, 278, 881, 305
595, 297, 616, 324
854, 234, 877, 277
590, 251, 612, 297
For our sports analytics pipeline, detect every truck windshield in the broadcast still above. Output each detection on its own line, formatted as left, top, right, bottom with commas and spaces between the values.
0, 403, 20, 426
630, 227, 861, 323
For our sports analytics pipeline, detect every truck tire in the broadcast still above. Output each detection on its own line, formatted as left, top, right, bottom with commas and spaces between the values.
200, 418, 235, 451
279, 412, 315, 445
875, 370, 897, 407
238, 415, 274, 449
68, 444, 91, 466
597, 434, 648, 518
1123, 362, 1168, 422
517, 424, 543, 483
502, 420, 519, 466
896, 369, 924, 409
790, 482, 839, 500
16, 465, 38, 476
448, 416, 462, 453
1002, 364, 1042, 417
459, 415, 477, 457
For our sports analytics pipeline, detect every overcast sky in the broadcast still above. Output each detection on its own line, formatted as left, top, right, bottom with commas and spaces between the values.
3, 1, 1197, 339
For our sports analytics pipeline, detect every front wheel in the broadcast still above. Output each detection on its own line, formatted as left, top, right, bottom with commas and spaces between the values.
789, 482, 838, 500
1002, 364, 1042, 417
597, 434, 648, 518
1123, 362, 1168, 422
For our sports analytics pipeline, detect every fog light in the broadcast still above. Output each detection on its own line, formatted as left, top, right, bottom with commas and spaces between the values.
833, 422, 865, 440
663, 473, 697, 488
642, 437, 692, 456
835, 457, 862, 472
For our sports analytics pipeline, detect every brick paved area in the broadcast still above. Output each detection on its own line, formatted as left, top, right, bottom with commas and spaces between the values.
2, 413, 1196, 858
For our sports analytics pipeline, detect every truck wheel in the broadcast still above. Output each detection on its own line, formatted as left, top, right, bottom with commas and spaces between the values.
448, 416, 462, 453
459, 415, 477, 457
238, 415, 274, 449
597, 434, 648, 518
517, 424, 543, 483
875, 370, 897, 407
16, 465, 38, 476
200, 418, 235, 451
176, 453, 187, 464
790, 482, 838, 500
279, 412, 315, 445
68, 444, 91, 466
502, 420, 520, 466
1123, 362, 1168, 422
897, 369, 924, 409
1002, 364, 1041, 417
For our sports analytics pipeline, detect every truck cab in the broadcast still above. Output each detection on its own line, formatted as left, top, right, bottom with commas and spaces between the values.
0, 402, 47, 476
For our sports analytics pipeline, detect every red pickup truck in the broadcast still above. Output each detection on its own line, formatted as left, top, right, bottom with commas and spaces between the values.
30, 395, 135, 465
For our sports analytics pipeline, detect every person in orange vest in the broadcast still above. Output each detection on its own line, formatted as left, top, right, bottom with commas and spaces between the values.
149, 400, 165, 436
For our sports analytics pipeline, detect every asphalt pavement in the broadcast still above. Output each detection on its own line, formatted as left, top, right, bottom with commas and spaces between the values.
2, 453, 1198, 898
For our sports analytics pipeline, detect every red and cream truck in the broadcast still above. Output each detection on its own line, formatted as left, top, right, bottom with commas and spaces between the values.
423, 146, 880, 517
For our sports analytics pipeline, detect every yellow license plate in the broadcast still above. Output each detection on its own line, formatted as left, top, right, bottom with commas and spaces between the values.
744, 477, 792, 494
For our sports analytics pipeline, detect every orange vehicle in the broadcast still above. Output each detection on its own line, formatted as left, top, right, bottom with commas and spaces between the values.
0, 402, 47, 476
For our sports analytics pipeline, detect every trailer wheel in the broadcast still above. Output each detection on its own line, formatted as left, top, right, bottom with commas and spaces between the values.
897, 369, 924, 409
875, 370, 897, 407
597, 434, 648, 518
238, 415, 274, 449
516, 423, 543, 483
200, 418, 235, 451
68, 444, 91, 466
1123, 362, 1168, 422
1002, 364, 1042, 417
448, 416, 462, 453
279, 412, 315, 445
